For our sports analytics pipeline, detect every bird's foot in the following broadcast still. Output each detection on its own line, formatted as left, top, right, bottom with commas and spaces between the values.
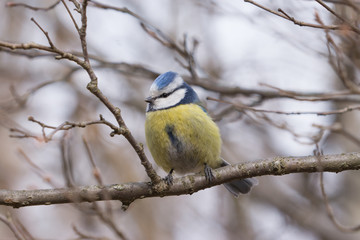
204, 164, 215, 183
163, 169, 174, 185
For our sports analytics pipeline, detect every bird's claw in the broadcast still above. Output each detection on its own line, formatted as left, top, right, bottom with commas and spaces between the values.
163, 169, 174, 185
204, 164, 215, 183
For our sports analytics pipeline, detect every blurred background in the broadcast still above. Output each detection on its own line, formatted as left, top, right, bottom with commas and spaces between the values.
1, 0, 360, 239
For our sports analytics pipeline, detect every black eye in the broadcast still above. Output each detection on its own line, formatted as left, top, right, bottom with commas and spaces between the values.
159, 92, 170, 98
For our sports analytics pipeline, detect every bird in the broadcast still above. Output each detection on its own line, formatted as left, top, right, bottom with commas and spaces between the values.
145, 71, 256, 197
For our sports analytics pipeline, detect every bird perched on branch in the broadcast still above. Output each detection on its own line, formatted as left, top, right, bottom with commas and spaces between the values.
145, 71, 257, 196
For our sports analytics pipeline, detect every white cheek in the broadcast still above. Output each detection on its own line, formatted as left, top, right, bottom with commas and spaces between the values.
153, 88, 186, 110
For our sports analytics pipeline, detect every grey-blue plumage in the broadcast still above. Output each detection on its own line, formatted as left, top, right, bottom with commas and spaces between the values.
221, 160, 257, 195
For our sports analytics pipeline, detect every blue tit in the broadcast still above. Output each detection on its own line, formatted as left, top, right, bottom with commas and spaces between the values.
145, 71, 256, 196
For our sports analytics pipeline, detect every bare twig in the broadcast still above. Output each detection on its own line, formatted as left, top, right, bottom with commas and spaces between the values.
82, 137, 103, 185
9, 128, 38, 140
0, 36, 161, 182
89, 0, 144, 20
331, 44, 360, 94
315, 0, 360, 34
316, 12, 360, 94
0, 41, 85, 66
181, 35, 199, 80
185, 75, 360, 102
72, 225, 110, 240
244, 111, 324, 145
7, 69, 76, 109
18, 148, 57, 187
2, 41, 360, 103
89, 1, 191, 61
12, 218, 35, 240
6, 0, 61, 11
91, 203, 127, 240
322, 0, 360, 11
320, 173, 360, 232
79, 0, 90, 63
313, 145, 360, 232
61, 0, 80, 32
30, 18, 55, 48
70, 1, 161, 184
313, 123, 360, 147
9, 115, 125, 141
0, 214, 26, 240
244, 0, 348, 31
259, 83, 359, 102
60, 134, 75, 187
207, 97, 360, 116
82, 137, 119, 231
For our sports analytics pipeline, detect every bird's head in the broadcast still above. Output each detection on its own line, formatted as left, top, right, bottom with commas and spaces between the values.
145, 71, 200, 112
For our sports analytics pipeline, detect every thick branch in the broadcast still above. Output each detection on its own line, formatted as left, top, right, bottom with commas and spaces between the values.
1, 152, 359, 208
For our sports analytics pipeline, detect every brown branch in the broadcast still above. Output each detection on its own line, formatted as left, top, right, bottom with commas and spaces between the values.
186, 76, 360, 103
315, 0, 360, 34
79, 0, 90, 63
0, 41, 85, 67
322, 0, 360, 11
82, 137, 104, 185
18, 148, 57, 187
61, 0, 80, 32
243, 0, 348, 31
243, 112, 324, 145
0, 47, 56, 59
82, 137, 121, 236
0, 152, 359, 208
2, 44, 360, 103
60, 134, 75, 188
316, 0, 347, 22
320, 172, 360, 232
207, 97, 360, 116
89, 0, 144, 20
326, 34, 360, 93
91, 203, 127, 240
9, 115, 123, 142
0, 3, 161, 184
12, 217, 35, 240
313, 123, 360, 147
7, 68, 76, 109
312, 145, 360, 233
30, 18, 55, 48
72, 225, 110, 240
66, 1, 162, 184
88, 1, 191, 60
84, 61, 161, 184
258, 83, 359, 102
0, 214, 26, 240
6, 0, 61, 11
316, 13, 360, 94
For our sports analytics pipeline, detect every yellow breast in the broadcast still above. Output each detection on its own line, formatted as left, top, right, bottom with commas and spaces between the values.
145, 104, 222, 174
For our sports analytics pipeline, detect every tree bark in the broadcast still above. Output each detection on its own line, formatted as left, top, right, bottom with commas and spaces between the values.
1, 152, 359, 208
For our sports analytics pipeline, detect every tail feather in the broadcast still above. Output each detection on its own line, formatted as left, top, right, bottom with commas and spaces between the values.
221, 159, 258, 197
223, 178, 257, 197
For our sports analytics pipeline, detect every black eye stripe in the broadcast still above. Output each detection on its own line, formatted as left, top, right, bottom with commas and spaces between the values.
156, 86, 183, 100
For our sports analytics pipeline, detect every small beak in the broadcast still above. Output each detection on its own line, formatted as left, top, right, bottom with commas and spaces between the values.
145, 96, 154, 103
